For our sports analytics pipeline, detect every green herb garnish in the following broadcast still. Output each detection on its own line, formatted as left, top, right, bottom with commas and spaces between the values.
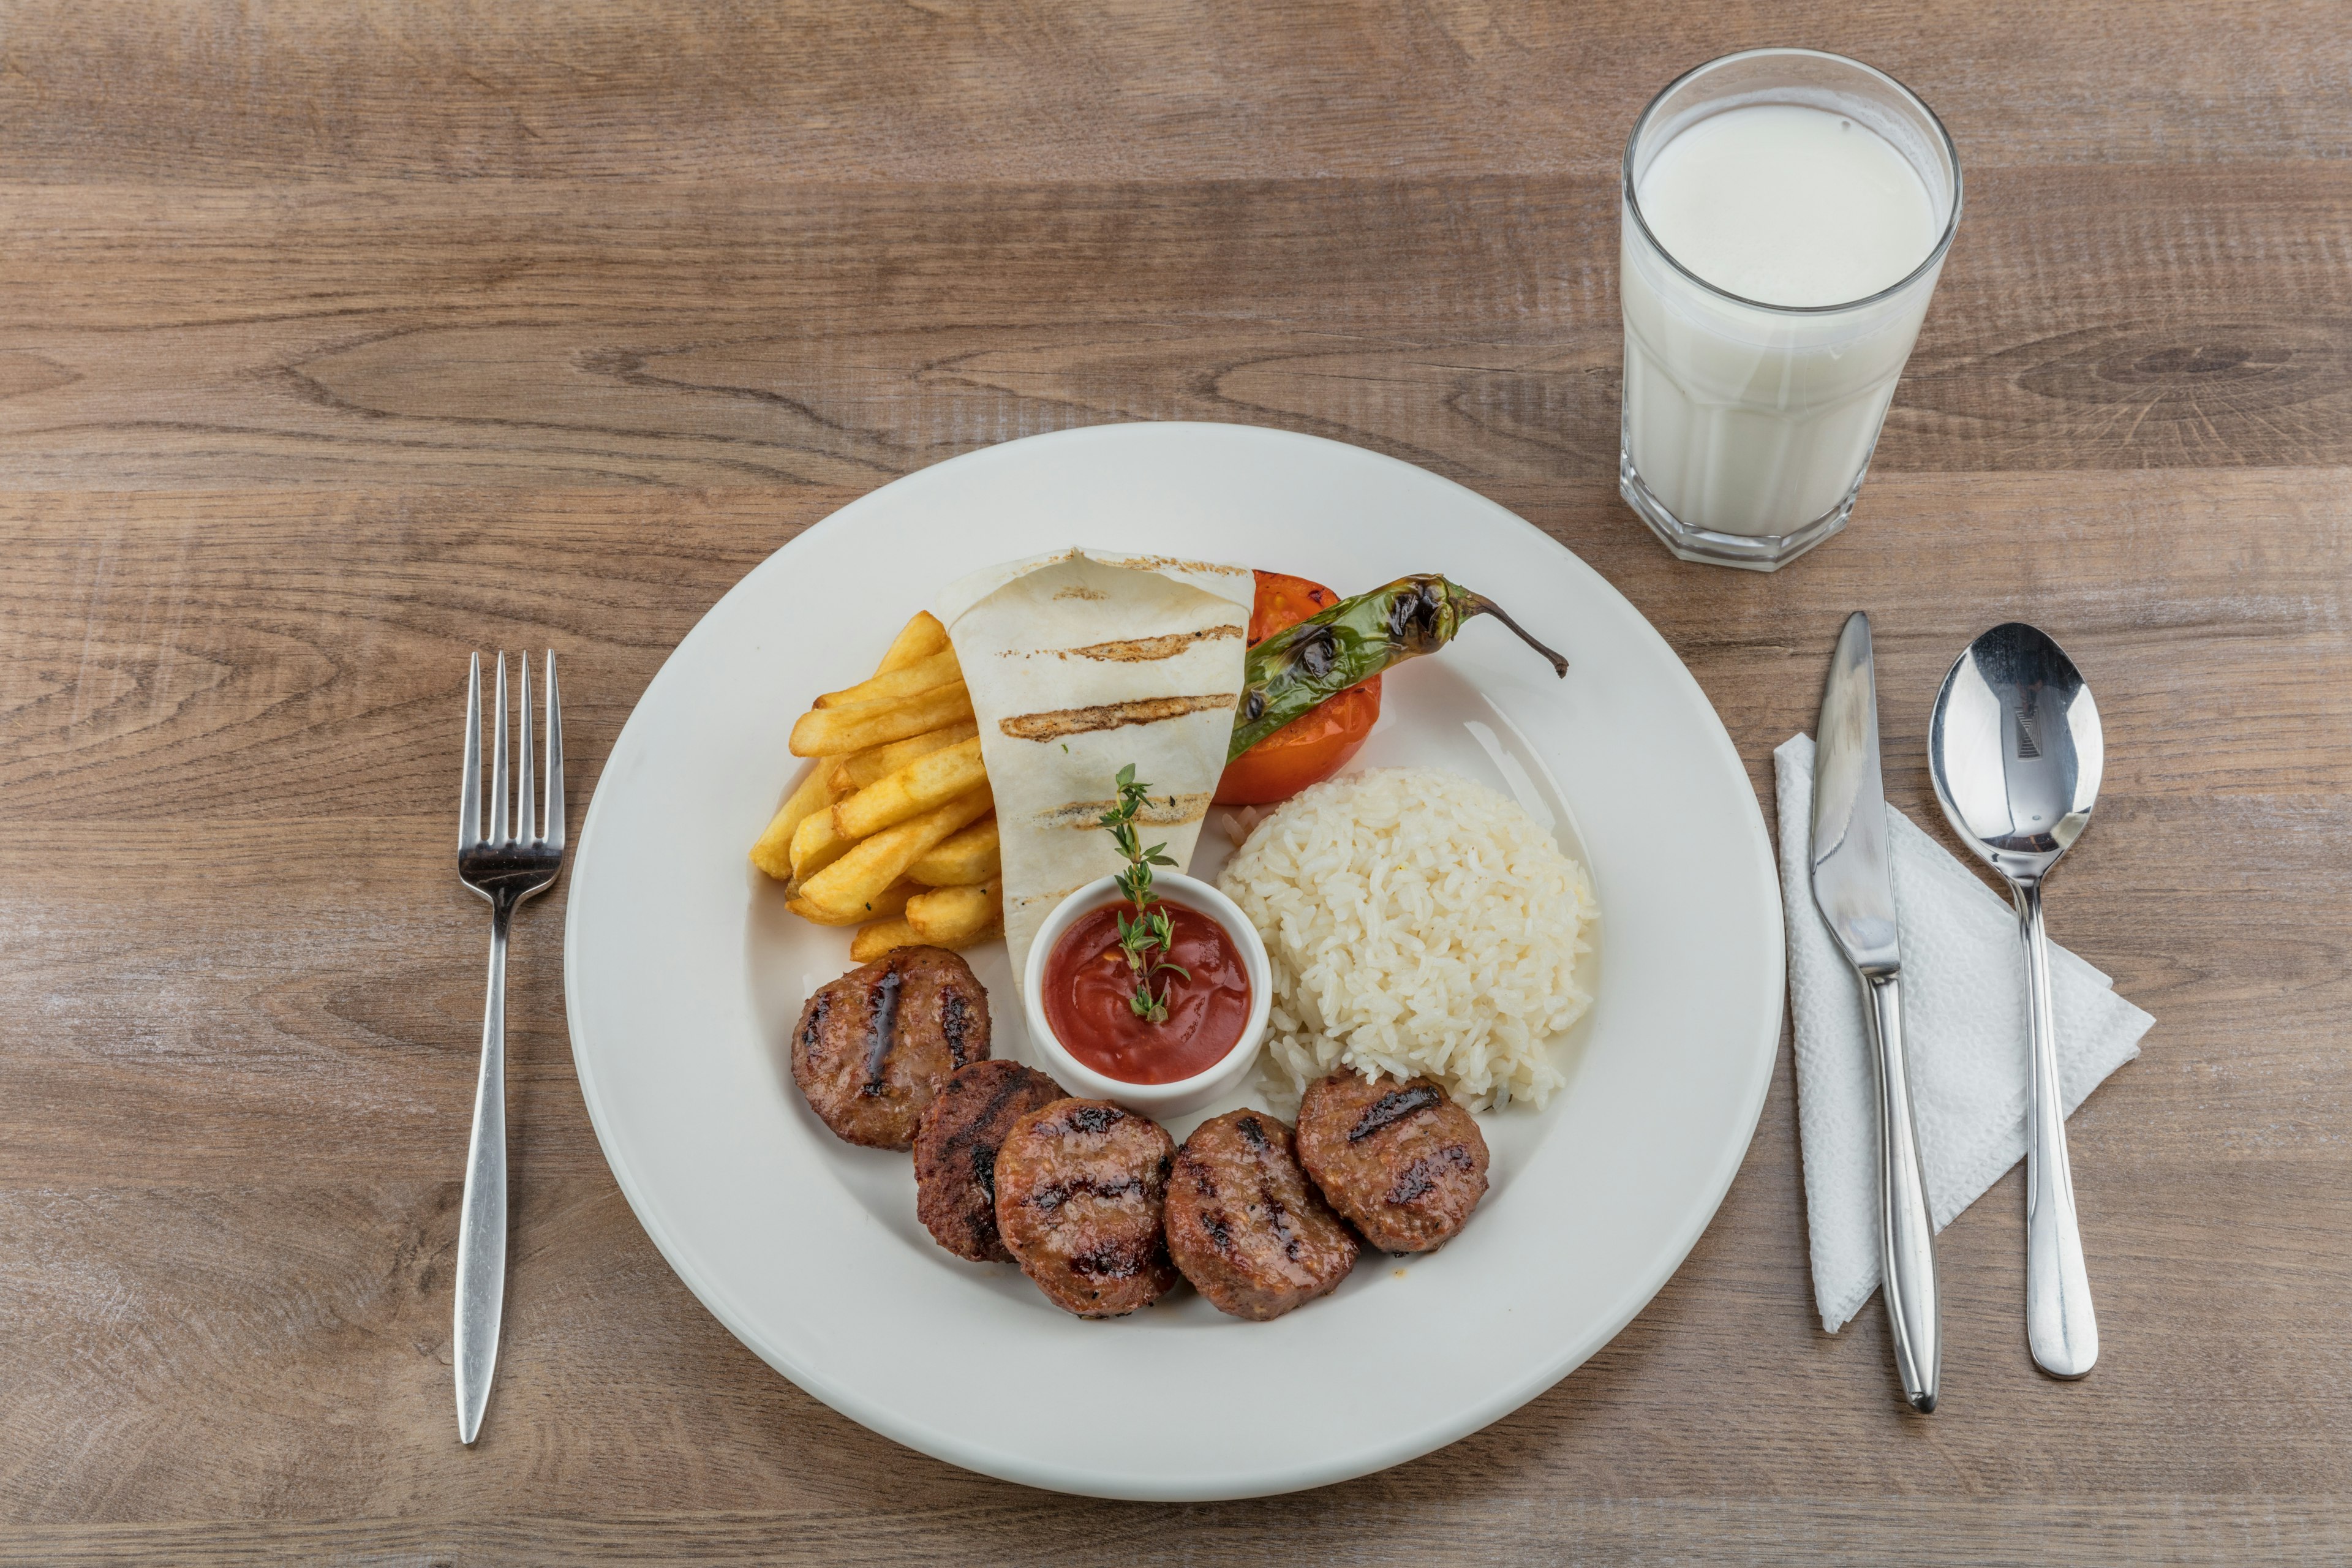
1099, 764, 1188, 1023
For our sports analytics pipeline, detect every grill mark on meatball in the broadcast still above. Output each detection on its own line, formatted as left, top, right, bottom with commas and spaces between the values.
1071, 1240, 1154, 1278
1260, 1180, 1302, 1259
964, 1071, 1042, 1147
941, 990, 973, 1068
1025, 1174, 1145, 1213
1226, 1116, 1308, 1259
800, 992, 832, 1056
1204, 1213, 1235, 1254
858, 967, 904, 1095
1384, 1144, 1478, 1205
1348, 1084, 1444, 1142
933, 1070, 1038, 1200
1061, 1102, 1126, 1136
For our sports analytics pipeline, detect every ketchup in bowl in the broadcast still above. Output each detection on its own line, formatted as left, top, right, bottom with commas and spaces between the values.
1041, 900, 1254, 1084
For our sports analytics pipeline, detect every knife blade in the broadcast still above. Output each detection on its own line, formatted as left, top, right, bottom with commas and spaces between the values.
1811, 611, 1901, 976
1809, 610, 1941, 1414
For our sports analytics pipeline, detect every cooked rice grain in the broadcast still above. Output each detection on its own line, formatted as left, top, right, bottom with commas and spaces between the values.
1218, 768, 1597, 1111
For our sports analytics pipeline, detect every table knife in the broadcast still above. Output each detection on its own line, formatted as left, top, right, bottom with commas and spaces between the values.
1811, 610, 1940, 1414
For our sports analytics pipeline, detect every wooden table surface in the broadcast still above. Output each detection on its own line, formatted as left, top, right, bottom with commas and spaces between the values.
6, 2, 2349, 1561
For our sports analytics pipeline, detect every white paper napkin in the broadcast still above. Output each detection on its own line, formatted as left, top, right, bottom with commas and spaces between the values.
1774, 733, 2154, 1333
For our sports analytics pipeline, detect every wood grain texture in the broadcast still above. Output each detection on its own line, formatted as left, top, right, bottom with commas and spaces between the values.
2, 1, 2348, 1561
4, 1499, 2350, 1568
4, 0, 2350, 181
7, 165, 2351, 488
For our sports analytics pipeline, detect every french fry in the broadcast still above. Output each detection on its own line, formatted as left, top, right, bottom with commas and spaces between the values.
829, 719, 980, 796
790, 807, 854, 883
832, 736, 987, 840
750, 766, 830, 881
790, 680, 973, 757
814, 647, 961, 710
907, 815, 999, 887
752, 612, 946, 872
786, 879, 917, 929
873, 611, 951, 676
849, 917, 923, 965
906, 880, 1002, 948
796, 785, 994, 921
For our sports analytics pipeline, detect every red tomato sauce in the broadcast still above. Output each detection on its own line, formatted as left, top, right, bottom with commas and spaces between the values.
1041, 900, 1253, 1084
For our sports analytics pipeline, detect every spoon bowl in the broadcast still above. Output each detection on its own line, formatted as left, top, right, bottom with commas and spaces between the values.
1928, 622, 2103, 886
1928, 621, 2104, 1380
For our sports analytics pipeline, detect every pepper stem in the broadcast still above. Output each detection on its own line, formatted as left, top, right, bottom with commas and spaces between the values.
1466, 594, 1569, 677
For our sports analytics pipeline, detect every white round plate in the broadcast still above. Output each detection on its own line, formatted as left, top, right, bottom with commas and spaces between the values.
565, 423, 1782, 1501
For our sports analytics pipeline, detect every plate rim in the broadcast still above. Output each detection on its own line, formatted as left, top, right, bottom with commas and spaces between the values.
562, 420, 1785, 1499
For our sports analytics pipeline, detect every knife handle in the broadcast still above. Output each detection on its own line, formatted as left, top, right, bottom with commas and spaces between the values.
1864, 970, 1940, 1413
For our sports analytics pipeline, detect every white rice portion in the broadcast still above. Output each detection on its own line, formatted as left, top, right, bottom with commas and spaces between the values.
1218, 767, 1597, 1112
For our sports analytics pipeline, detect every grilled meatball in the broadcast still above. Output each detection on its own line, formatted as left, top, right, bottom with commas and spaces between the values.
993, 1099, 1180, 1317
790, 946, 990, 1150
913, 1061, 1068, 1262
1166, 1109, 1359, 1321
1294, 1071, 1489, 1254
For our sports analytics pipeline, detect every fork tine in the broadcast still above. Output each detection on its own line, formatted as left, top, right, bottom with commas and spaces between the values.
543, 650, 565, 850
459, 652, 482, 848
516, 655, 537, 846
490, 652, 510, 845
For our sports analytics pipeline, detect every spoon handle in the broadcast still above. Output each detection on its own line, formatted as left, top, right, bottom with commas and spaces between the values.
2015, 880, 2100, 1378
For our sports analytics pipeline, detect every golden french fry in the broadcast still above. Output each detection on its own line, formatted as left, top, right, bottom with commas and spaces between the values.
918, 911, 1001, 952
750, 766, 830, 881
787, 880, 917, 929
814, 647, 961, 710
796, 785, 993, 921
848, 916, 923, 965
873, 611, 950, 676
906, 880, 1002, 948
832, 736, 987, 840
790, 806, 854, 883
907, 815, 999, 887
761, 615, 944, 876
790, 681, 973, 757
829, 719, 981, 796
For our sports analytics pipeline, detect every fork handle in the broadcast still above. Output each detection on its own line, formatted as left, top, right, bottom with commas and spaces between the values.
454, 900, 512, 1444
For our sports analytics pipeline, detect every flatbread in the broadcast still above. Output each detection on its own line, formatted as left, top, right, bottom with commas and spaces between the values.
938, 549, 1253, 976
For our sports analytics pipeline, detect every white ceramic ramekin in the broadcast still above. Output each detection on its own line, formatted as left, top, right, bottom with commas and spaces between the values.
1021, 872, 1272, 1117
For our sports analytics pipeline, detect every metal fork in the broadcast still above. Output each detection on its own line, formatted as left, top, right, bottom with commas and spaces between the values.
454, 650, 565, 1445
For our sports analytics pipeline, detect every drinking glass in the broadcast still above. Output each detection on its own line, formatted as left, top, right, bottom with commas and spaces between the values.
1619, 49, 1962, 571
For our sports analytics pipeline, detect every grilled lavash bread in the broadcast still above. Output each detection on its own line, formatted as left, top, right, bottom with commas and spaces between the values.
938, 549, 1254, 976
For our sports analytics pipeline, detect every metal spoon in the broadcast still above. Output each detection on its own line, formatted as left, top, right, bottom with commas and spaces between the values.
1928, 622, 2103, 1378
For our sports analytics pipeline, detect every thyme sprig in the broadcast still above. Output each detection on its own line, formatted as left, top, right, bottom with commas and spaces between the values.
1099, 764, 1189, 1023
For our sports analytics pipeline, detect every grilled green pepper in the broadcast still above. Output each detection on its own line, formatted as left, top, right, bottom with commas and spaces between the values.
1227, 575, 1567, 761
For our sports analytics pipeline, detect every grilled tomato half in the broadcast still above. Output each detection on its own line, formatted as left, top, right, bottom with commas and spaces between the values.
1213, 570, 1381, 805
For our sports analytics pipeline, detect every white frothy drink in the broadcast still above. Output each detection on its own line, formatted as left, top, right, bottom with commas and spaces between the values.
1622, 101, 1948, 541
